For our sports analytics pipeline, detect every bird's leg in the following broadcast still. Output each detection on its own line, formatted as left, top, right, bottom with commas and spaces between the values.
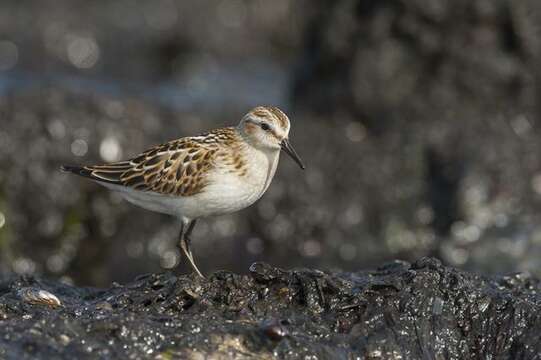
184, 219, 197, 259
178, 219, 204, 278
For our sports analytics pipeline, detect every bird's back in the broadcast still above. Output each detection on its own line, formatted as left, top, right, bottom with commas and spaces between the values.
62, 127, 240, 196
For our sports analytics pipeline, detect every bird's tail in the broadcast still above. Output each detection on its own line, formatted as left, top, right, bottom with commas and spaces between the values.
60, 163, 129, 185
60, 165, 92, 177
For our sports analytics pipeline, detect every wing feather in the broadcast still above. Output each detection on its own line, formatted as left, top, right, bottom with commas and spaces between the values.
62, 127, 241, 196
69, 138, 217, 196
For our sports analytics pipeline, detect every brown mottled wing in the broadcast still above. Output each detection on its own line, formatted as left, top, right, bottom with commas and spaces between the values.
81, 138, 217, 196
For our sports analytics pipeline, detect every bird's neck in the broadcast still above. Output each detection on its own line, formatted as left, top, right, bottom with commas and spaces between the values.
241, 142, 280, 192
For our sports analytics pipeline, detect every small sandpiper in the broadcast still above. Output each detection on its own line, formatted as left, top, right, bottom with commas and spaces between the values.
61, 106, 305, 277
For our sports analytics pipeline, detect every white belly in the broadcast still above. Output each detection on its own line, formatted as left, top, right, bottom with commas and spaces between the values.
194, 173, 265, 216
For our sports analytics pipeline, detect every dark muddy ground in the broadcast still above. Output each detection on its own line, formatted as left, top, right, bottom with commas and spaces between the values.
0, 257, 539, 359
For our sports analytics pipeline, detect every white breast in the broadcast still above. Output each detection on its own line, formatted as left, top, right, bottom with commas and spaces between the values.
193, 147, 280, 218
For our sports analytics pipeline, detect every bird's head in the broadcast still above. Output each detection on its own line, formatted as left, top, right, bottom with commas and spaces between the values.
239, 106, 305, 169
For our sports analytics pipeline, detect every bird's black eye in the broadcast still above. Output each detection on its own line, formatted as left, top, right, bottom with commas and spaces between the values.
260, 123, 271, 131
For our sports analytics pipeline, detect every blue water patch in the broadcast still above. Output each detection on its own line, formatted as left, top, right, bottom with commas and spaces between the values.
0, 59, 290, 111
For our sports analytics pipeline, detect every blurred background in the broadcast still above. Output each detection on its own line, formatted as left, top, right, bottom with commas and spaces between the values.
2, 0, 541, 286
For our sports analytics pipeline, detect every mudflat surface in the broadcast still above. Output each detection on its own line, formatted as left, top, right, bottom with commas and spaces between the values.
0, 257, 539, 359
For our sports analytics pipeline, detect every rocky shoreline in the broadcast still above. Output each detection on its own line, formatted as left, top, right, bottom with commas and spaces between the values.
0, 257, 539, 359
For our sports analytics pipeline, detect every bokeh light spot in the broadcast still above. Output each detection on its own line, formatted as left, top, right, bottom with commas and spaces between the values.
13, 258, 36, 275
0, 40, 18, 71
510, 115, 531, 137
299, 240, 321, 257
343, 204, 363, 226
416, 206, 434, 225
531, 173, 541, 195
100, 136, 122, 162
67, 35, 100, 69
47, 119, 66, 140
104, 100, 125, 119
160, 250, 178, 269
453, 223, 480, 244
212, 218, 236, 236
71, 139, 88, 157
246, 237, 264, 255
47, 254, 67, 273
345, 122, 366, 142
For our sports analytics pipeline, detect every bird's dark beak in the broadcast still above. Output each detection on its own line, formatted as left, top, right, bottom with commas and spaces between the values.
281, 138, 305, 170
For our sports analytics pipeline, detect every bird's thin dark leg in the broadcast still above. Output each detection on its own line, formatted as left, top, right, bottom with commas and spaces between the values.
178, 219, 204, 278
185, 219, 197, 259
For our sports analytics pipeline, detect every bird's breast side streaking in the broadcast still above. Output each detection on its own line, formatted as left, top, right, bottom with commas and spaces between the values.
62, 105, 305, 277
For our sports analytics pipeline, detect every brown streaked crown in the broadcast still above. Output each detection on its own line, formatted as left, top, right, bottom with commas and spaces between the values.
249, 106, 290, 132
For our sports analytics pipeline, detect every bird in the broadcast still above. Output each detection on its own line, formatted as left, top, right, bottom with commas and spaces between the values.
61, 106, 305, 277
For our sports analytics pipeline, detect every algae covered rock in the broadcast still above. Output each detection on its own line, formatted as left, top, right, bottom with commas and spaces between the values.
0, 258, 539, 359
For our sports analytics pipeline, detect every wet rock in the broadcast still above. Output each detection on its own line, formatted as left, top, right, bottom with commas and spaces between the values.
0, 258, 539, 359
